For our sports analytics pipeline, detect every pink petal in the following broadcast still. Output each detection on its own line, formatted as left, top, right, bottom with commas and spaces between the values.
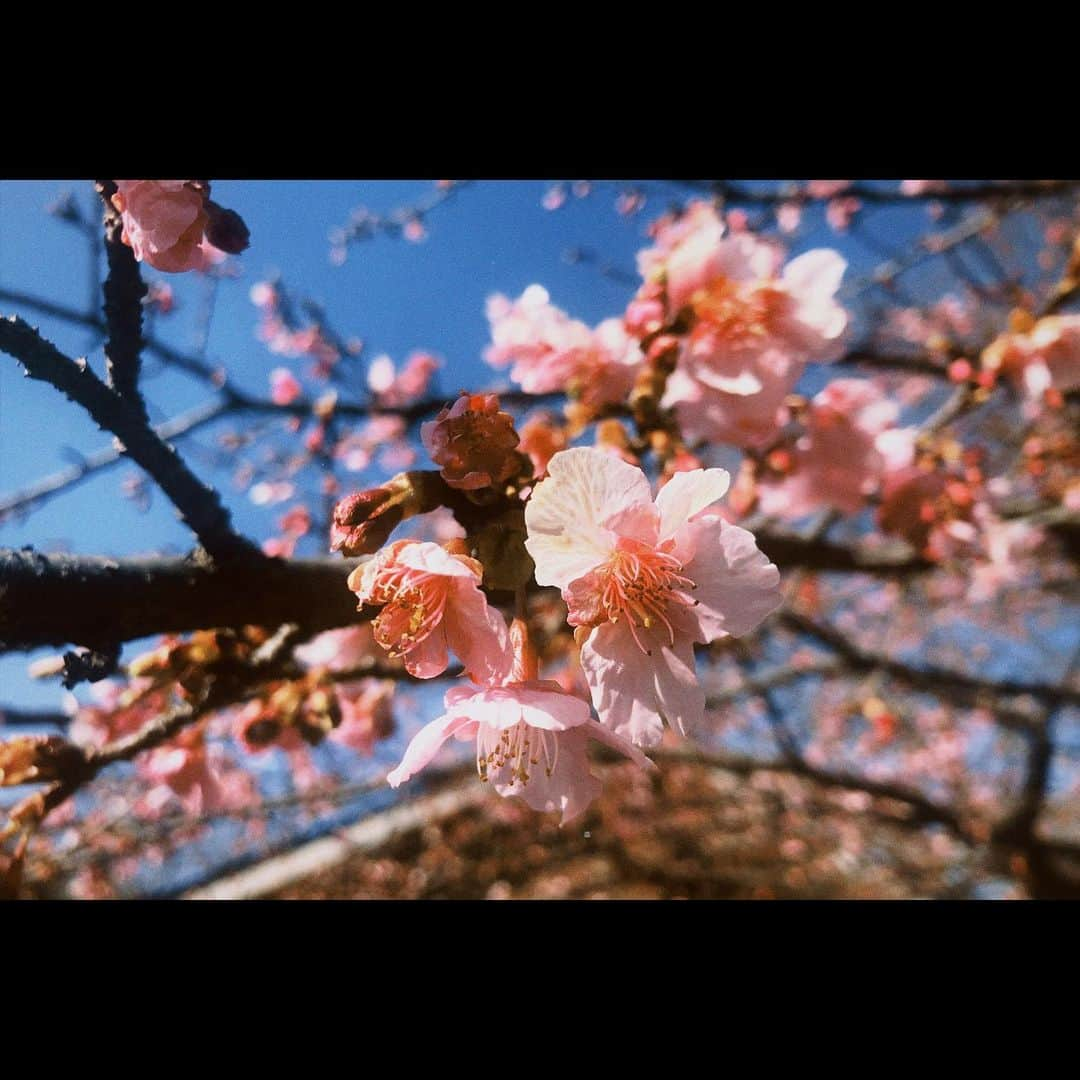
579, 622, 667, 747
396, 541, 478, 579
525, 447, 651, 588
651, 636, 706, 737
490, 726, 600, 825
403, 628, 449, 678
654, 467, 731, 541
583, 717, 657, 773
444, 579, 513, 683
782, 248, 847, 300
450, 686, 590, 732
387, 710, 476, 787
679, 519, 782, 640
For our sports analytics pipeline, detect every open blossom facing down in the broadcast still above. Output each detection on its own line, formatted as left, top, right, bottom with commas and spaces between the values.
387, 625, 653, 824
348, 540, 511, 682
525, 448, 782, 747
420, 392, 521, 490
485, 285, 643, 409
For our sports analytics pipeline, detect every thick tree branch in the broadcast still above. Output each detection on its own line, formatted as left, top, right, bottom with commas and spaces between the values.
0, 549, 367, 651
0, 316, 252, 560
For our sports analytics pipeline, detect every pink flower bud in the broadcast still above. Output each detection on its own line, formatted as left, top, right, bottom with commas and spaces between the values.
420, 393, 521, 491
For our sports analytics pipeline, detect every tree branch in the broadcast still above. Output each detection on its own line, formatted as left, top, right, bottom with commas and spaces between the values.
0, 549, 367, 651
779, 610, 1080, 710
0, 316, 252, 560
96, 180, 148, 420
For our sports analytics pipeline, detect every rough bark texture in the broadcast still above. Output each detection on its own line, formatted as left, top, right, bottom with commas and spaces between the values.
0, 549, 368, 650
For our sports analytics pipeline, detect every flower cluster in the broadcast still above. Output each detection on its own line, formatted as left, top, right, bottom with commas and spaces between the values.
636, 200, 848, 449
341, 420, 782, 819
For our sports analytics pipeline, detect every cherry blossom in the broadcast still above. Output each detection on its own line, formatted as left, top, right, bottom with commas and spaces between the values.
269, 367, 302, 406
347, 540, 512, 681
367, 351, 440, 407
757, 378, 905, 517
112, 181, 210, 273
525, 447, 782, 746
485, 285, 643, 410
387, 621, 653, 824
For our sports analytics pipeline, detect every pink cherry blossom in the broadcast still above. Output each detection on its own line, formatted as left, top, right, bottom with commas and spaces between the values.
138, 730, 244, 816
677, 241, 848, 388
637, 202, 847, 368
807, 180, 852, 199
269, 367, 303, 406
347, 540, 512, 681
517, 411, 568, 478
387, 678, 652, 825
294, 625, 377, 672
112, 181, 210, 273
900, 180, 945, 196
967, 519, 1043, 603
660, 360, 796, 449
366, 351, 440, 406
878, 465, 981, 560
330, 680, 395, 755
485, 286, 643, 410
525, 448, 782, 746
757, 378, 902, 517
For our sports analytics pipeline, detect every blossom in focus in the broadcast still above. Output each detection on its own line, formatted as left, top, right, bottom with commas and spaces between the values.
525, 447, 782, 746
420, 392, 521, 490
485, 286, 644, 410
111, 181, 248, 273
347, 540, 512, 681
757, 378, 904, 517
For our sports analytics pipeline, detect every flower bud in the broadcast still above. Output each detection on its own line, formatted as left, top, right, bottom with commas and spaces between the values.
330, 473, 420, 555
204, 200, 251, 255
420, 392, 521, 491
